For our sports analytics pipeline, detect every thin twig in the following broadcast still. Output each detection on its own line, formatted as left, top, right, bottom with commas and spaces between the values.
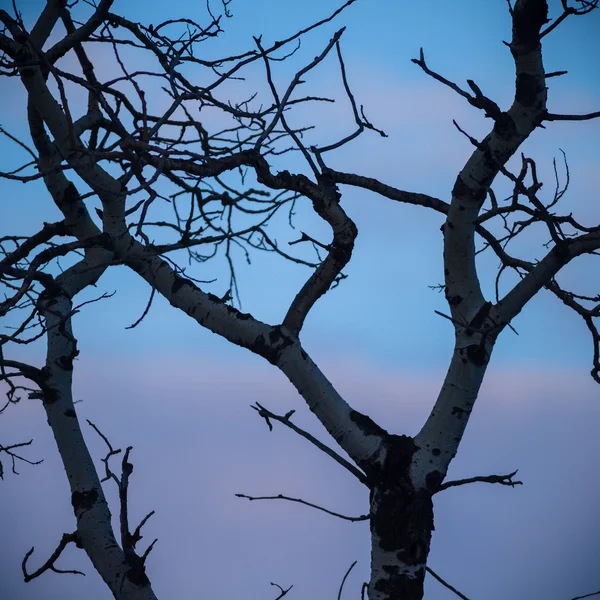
571, 592, 600, 600
251, 403, 368, 485
426, 566, 470, 600
270, 582, 293, 599
235, 493, 369, 522
338, 560, 357, 600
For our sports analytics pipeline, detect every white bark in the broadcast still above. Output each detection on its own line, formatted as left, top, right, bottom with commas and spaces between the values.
120, 237, 384, 469
417, 0, 552, 483
40, 294, 158, 600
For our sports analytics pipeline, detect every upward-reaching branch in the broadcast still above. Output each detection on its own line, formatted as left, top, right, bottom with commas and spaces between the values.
3, 0, 389, 476
415, 0, 556, 476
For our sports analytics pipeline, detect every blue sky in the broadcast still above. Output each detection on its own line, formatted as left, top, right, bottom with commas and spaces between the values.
1, 0, 599, 599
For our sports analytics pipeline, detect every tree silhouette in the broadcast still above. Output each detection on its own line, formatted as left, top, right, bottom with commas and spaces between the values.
1, 1, 599, 599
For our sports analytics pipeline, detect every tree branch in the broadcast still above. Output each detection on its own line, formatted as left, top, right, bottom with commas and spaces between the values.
22, 532, 85, 582
251, 402, 368, 485
235, 492, 369, 522
426, 567, 471, 600
438, 470, 523, 492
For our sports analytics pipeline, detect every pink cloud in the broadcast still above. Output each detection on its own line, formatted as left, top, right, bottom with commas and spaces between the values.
1, 352, 598, 600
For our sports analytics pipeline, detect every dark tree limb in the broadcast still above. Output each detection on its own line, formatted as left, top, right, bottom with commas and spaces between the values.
571, 591, 600, 600
426, 567, 471, 600
251, 402, 368, 485
270, 582, 293, 599
87, 421, 157, 576
540, 0, 598, 38
235, 492, 369, 522
412, 47, 503, 120
0, 439, 43, 479
438, 470, 523, 493
338, 560, 357, 600
545, 110, 600, 122
22, 532, 84, 582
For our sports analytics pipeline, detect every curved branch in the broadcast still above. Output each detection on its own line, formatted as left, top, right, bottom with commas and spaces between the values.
22, 532, 84, 582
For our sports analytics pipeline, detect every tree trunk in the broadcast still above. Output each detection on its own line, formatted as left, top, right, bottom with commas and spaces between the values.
366, 436, 435, 600
369, 485, 433, 600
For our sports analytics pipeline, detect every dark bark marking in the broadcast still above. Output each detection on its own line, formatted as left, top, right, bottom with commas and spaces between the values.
96, 232, 113, 250
466, 343, 488, 366
225, 304, 252, 320
452, 176, 486, 204
479, 138, 499, 172
170, 275, 197, 295
372, 483, 433, 557
381, 435, 416, 480
41, 387, 59, 404
516, 72, 542, 107
125, 553, 150, 586
466, 301, 492, 335
58, 350, 79, 371
349, 410, 388, 439
431, 448, 440, 456
513, 0, 548, 47
63, 408, 76, 418
493, 112, 517, 139
370, 435, 434, 570
445, 292, 463, 306
451, 406, 467, 418
330, 221, 357, 263
426, 470, 443, 493
373, 566, 425, 598
330, 239, 353, 263
251, 326, 294, 365
63, 182, 79, 204
551, 241, 570, 262
71, 488, 99, 512
40, 294, 59, 309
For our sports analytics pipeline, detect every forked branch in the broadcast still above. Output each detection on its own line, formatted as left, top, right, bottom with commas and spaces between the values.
22, 532, 84, 582
251, 402, 368, 485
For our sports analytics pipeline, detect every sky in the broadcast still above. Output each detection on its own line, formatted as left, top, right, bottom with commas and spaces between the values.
0, 1, 599, 599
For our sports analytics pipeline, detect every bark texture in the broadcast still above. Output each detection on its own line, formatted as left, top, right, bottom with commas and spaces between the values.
39, 292, 157, 600
367, 436, 434, 599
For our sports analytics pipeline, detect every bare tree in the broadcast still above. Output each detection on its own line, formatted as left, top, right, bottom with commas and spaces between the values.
0, 1, 599, 599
